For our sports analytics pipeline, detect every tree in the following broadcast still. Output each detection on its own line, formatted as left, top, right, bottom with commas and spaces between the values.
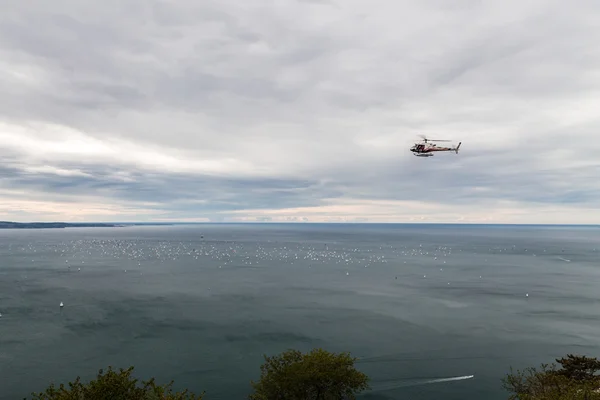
26, 366, 205, 400
554, 354, 600, 382
502, 354, 600, 400
248, 348, 370, 400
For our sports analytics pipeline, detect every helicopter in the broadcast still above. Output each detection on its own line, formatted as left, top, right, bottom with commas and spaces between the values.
410, 135, 461, 157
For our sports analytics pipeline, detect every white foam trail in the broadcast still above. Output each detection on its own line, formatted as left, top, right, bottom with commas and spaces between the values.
370, 375, 474, 392
425, 375, 474, 384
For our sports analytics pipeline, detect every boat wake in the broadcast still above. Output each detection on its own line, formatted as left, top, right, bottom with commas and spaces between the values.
425, 375, 474, 384
369, 375, 474, 392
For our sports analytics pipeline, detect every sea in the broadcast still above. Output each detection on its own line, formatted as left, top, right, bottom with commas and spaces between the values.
1, 223, 599, 400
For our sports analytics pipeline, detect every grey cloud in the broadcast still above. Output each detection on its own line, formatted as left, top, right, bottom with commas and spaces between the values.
0, 161, 344, 215
1, 1, 600, 221
0, 0, 345, 149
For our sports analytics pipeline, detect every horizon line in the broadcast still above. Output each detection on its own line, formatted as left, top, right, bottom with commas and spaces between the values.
2, 220, 599, 227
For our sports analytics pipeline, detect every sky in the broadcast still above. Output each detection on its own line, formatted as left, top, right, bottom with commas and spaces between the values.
1, 0, 599, 224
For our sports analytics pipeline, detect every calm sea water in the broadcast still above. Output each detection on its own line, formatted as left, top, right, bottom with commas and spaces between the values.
1, 223, 599, 399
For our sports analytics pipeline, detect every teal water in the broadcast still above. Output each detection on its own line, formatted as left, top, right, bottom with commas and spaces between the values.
1, 224, 599, 399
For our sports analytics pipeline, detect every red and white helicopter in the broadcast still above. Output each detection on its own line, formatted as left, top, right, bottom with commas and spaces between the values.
410, 135, 462, 157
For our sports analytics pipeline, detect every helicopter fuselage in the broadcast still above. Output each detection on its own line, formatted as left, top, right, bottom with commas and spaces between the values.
410, 141, 461, 156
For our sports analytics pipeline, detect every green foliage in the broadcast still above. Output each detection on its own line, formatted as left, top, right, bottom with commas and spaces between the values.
503, 354, 600, 400
26, 366, 204, 400
554, 355, 600, 382
28, 350, 600, 400
248, 348, 370, 400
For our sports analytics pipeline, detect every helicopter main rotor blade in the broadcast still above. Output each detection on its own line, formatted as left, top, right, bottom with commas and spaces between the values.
417, 134, 451, 142
418, 137, 451, 142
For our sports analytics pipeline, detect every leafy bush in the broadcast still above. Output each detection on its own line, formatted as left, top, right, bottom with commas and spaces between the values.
503, 354, 600, 400
26, 366, 204, 400
248, 348, 370, 400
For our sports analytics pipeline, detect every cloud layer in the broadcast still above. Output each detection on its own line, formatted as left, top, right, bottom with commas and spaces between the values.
1, 0, 600, 223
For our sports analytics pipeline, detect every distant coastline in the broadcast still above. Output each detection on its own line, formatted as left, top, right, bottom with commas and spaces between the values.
0, 221, 598, 229
0, 221, 173, 229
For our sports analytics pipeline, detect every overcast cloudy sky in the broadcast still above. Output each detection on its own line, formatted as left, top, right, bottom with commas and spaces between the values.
1, 0, 599, 224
